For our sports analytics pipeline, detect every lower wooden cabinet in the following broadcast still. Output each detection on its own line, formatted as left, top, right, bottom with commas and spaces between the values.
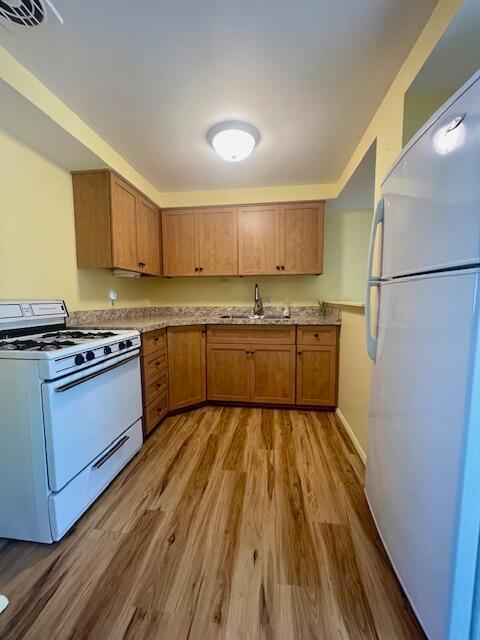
207, 342, 296, 405
296, 345, 338, 407
168, 325, 206, 410
141, 323, 339, 435
206, 343, 250, 402
250, 345, 296, 404
140, 328, 169, 437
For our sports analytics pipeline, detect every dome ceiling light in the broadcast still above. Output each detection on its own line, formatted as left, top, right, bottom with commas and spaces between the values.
207, 121, 260, 162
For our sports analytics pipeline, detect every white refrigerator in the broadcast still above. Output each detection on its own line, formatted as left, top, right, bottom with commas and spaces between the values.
365, 69, 480, 640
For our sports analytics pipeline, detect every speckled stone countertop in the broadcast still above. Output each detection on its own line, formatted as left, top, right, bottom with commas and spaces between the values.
68, 305, 341, 334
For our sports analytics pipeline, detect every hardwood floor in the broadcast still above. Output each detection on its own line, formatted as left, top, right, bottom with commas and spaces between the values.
0, 407, 425, 639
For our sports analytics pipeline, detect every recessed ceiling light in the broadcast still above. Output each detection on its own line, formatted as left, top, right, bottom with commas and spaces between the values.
207, 121, 260, 162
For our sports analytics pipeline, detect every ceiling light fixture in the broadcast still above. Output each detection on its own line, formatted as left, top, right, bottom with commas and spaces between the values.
207, 121, 260, 162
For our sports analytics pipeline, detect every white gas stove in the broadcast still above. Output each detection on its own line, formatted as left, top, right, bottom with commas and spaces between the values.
0, 300, 143, 543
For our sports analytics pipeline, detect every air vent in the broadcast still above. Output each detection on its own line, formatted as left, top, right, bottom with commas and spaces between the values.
0, 0, 62, 30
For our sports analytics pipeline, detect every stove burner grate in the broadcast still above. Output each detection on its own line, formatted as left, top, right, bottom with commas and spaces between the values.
0, 339, 76, 352
42, 330, 118, 340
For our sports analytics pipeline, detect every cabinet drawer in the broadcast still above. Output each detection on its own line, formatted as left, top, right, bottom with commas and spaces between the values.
145, 392, 169, 435
143, 348, 168, 380
143, 369, 168, 406
207, 325, 295, 345
142, 329, 167, 356
297, 326, 338, 346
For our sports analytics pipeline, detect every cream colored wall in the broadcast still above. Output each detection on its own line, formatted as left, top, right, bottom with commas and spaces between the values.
145, 275, 322, 307
337, 308, 372, 456
0, 127, 152, 310
322, 209, 372, 303
331, 0, 463, 460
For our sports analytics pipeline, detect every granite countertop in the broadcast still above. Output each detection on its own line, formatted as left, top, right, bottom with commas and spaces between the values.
68, 305, 341, 334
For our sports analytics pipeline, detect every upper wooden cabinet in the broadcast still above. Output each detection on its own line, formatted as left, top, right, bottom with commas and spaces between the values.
72, 170, 162, 276
162, 209, 197, 276
280, 202, 324, 274
162, 207, 238, 276
238, 205, 280, 275
238, 201, 324, 276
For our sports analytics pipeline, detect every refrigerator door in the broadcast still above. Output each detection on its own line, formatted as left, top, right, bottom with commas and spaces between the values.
381, 73, 480, 279
365, 269, 479, 640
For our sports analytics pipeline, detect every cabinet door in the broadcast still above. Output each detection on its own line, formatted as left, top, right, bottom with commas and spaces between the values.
197, 207, 238, 276
110, 175, 139, 271
167, 326, 206, 410
238, 205, 280, 275
296, 346, 337, 406
162, 209, 198, 276
206, 343, 250, 402
281, 202, 324, 274
137, 198, 162, 275
250, 345, 295, 404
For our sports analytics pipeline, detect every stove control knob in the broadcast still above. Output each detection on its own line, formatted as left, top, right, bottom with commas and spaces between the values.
125, 339, 133, 348
75, 354, 85, 366
104, 345, 112, 355
86, 351, 95, 361
118, 341, 126, 350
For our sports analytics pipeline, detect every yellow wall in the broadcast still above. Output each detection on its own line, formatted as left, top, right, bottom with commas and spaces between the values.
331, 0, 463, 460
145, 275, 322, 307
322, 209, 372, 303
0, 128, 153, 310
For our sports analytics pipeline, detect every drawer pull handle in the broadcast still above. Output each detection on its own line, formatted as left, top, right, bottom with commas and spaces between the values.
157, 406, 163, 413
154, 337, 159, 344
92, 436, 129, 470
155, 361, 160, 366
298, 351, 303, 356
156, 383, 161, 389
314, 333, 319, 338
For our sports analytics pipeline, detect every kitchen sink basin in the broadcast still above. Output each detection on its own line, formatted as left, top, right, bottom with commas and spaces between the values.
219, 314, 290, 320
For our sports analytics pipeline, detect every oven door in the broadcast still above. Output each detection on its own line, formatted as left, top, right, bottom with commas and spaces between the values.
42, 351, 142, 491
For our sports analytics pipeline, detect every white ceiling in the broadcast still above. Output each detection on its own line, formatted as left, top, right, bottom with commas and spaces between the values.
0, 0, 437, 192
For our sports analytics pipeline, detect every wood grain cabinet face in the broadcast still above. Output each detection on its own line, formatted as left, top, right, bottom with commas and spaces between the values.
296, 345, 337, 407
110, 175, 139, 272
250, 345, 296, 404
72, 170, 161, 275
168, 326, 206, 410
162, 207, 238, 276
162, 209, 198, 276
238, 205, 280, 275
136, 198, 162, 276
281, 203, 324, 275
206, 343, 250, 402
197, 208, 238, 275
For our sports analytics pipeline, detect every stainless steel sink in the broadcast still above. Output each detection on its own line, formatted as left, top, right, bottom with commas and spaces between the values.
219, 313, 290, 320
220, 314, 252, 319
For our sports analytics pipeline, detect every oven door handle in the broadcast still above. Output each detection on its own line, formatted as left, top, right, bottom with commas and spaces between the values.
54, 354, 138, 393
92, 435, 129, 470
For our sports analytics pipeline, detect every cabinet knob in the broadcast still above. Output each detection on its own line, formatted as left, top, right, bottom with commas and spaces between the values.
276, 265, 280, 270
199, 267, 203, 272
314, 333, 319, 338
298, 351, 302, 356
138, 261, 146, 268
281, 265, 285, 271
195, 267, 199, 272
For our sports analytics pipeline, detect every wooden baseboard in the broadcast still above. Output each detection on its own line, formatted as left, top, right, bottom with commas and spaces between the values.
335, 408, 367, 464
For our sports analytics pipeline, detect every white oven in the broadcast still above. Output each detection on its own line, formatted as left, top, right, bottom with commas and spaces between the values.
0, 300, 144, 543
42, 350, 142, 491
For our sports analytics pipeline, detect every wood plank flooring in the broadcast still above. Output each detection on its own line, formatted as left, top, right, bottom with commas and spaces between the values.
0, 407, 425, 640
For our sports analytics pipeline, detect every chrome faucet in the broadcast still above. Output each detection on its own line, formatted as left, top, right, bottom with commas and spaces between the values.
253, 283, 264, 317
